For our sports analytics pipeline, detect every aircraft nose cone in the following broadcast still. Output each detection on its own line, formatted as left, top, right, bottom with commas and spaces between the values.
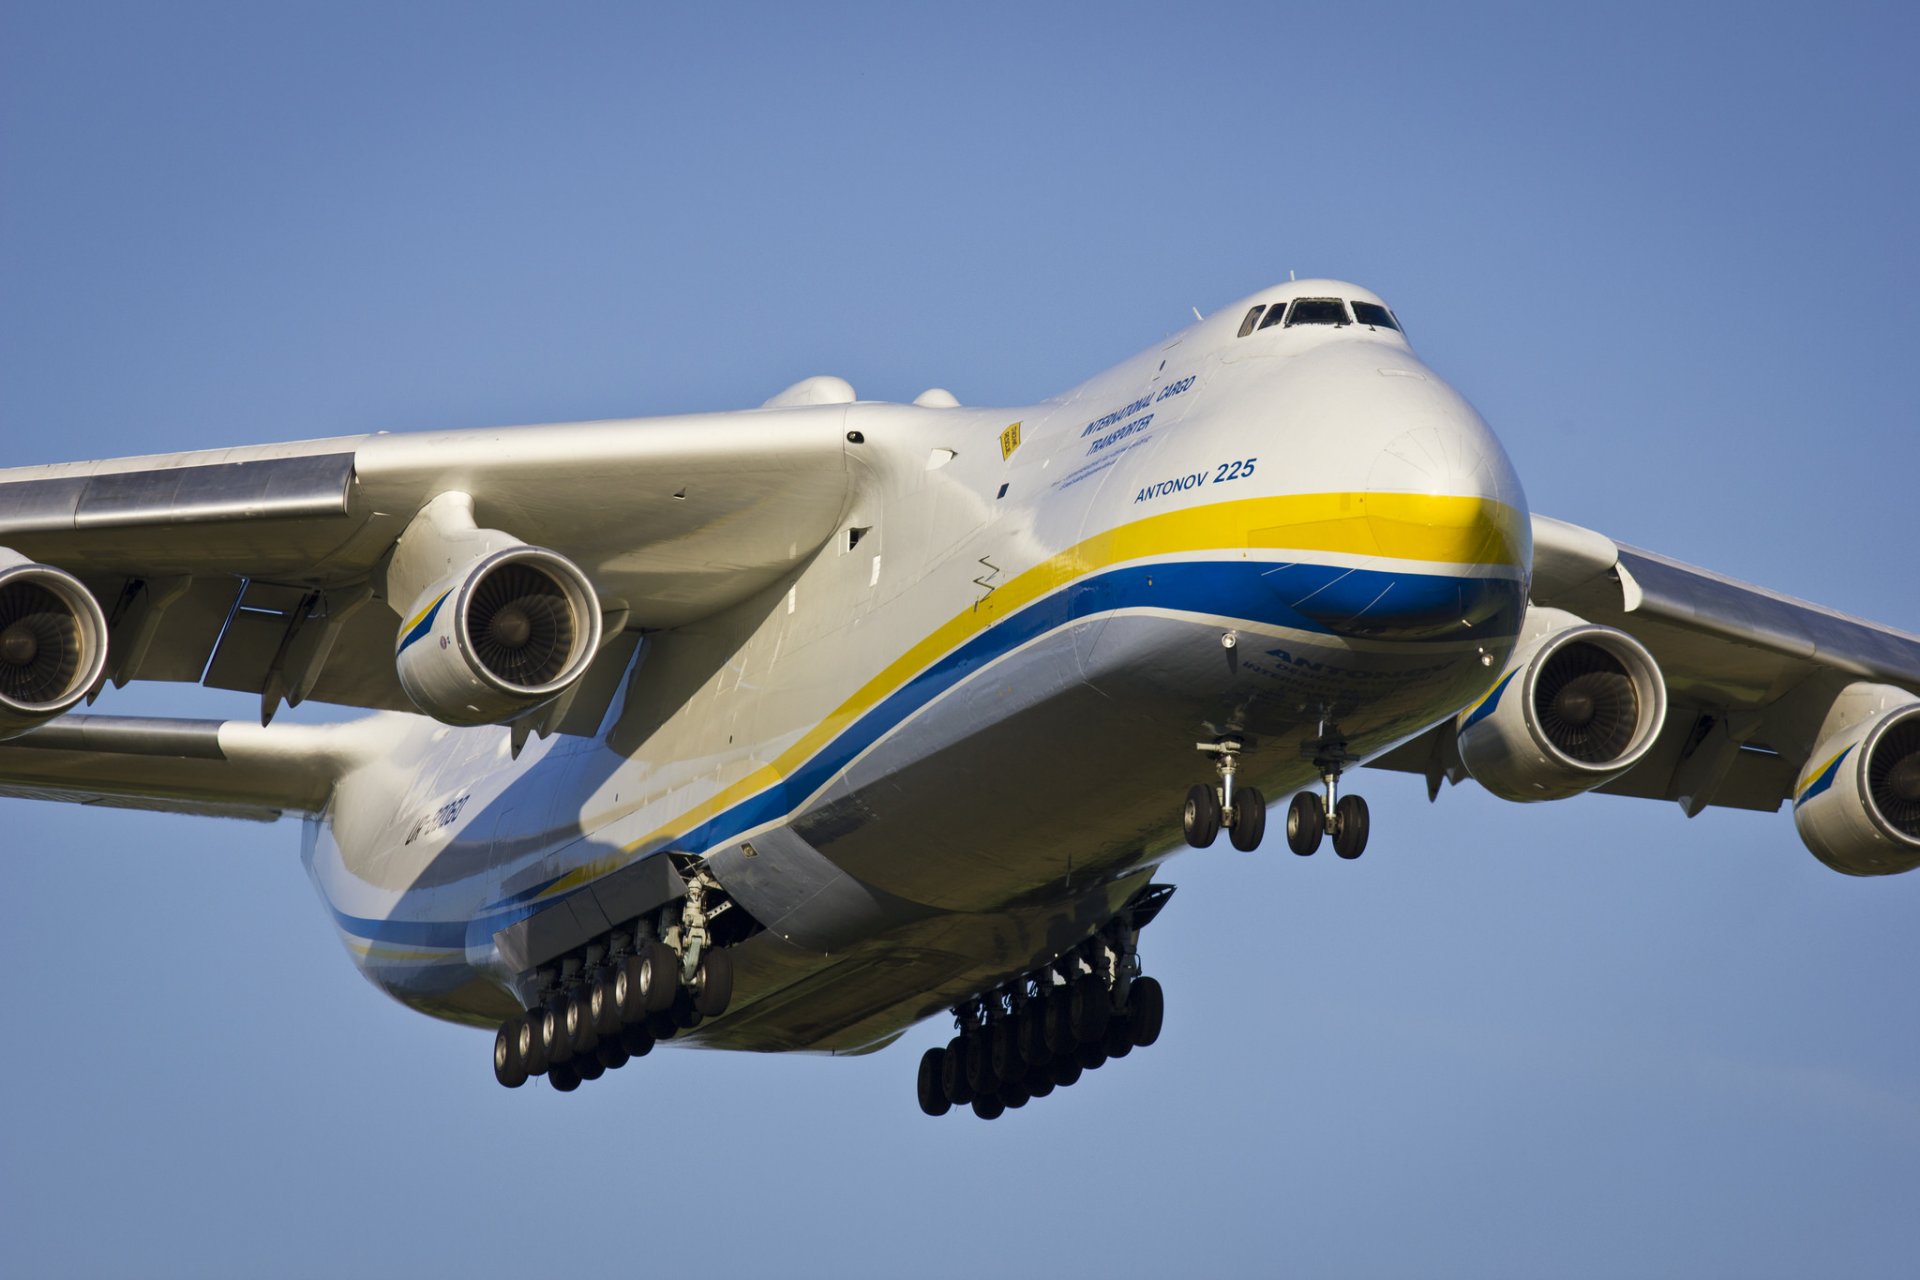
1368, 420, 1509, 505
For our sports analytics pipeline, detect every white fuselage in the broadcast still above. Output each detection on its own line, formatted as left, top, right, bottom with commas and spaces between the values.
303, 283, 1532, 1050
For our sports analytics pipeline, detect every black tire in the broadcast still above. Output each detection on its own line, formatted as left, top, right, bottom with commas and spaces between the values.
619, 1024, 655, 1058
941, 1036, 974, 1105
693, 948, 733, 1018
541, 1006, 572, 1065
566, 991, 599, 1055
1070, 975, 1110, 1043
1076, 1040, 1108, 1070
991, 1021, 1021, 1084
1229, 786, 1267, 851
670, 987, 702, 1030
574, 1053, 605, 1082
590, 978, 621, 1036
1019, 1002, 1049, 1066
1044, 990, 1076, 1056
1127, 976, 1165, 1048
595, 1042, 630, 1071
1103, 1017, 1135, 1059
1025, 1065, 1055, 1098
1286, 791, 1325, 856
516, 1015, 548, 1076
1182, 783, 1221, 848
493, 1022, 528, 1089
1333, 794, 1371, 859
548, 1063, 581, 1093
646, 1011, 679, 1041
917, 1047, 952, 1117
641, 940, 680, 1014
613, 955, 648, 1025
971, 1096, 1005, 1121
1050, 1056, 1083, 1088
1001, 1082, 1030, 1109
965, 1032, 994, 1097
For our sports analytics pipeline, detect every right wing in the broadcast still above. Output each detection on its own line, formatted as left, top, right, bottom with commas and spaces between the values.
0, 406, 856, 723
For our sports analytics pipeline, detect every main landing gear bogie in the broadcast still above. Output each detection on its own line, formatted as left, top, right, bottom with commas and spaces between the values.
1183, 738, 1370, 860
491, 916, 737, 1092
917, 897, 1172, 1120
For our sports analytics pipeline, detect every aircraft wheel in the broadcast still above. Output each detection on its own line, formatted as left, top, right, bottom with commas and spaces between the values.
547, 1062, 581, 1093
917, 1047, 952, 1117
1182, 784, 1221, 848
990, 1022, 1021, 1084
641, 940, 680, 1014
1103, 1017, 1135, 1059
493, 1022, 527, 1089
964, 1033, 994, 1097
645, 1011, 679, 1041
941, 1037, 974, 1105
595, 1042, 629, 1071
1333, 794, 1370, 859
1044, 992, 1076, 1056
1286, 792, 1325, 856
619, 1024, 655, 1058
1070, 975, 1109, 1043
670, 987, 702, 1030
693, 948, 733, 1018
1049, 1056, 1083, 1088
566, 992, 599, 1055
541, 1006, 572, 1065
613, 955, 648, 1025
516, 1014, 548, 1076
1076, 1040, 1108, 1071
1229, 786, 1267, 851
1001, 1082, 1031, 1109
971, 1096, 1005, 1121
1018, 1002, 1049, 1065
1025, 1065, 1055, 1098
574, 1053, 605, 1082
590, 978, 621, 1036
1127, 976, 1165, 1048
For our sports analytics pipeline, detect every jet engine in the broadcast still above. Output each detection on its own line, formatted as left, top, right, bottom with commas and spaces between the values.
1454, 608, 1668, 802
0, 550, 109, 740
1793, 685, 1920, 876
394, 546, 603, 727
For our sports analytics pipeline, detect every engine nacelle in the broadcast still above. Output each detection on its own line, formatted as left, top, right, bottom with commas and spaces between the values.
1455, 608, 1668, 802
0, 550, 109, 740
394, 547, 603, 726
1794, 685, 1920, 876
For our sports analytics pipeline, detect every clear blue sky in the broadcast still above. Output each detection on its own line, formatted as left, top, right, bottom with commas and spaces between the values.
4, 3, 1917, 1276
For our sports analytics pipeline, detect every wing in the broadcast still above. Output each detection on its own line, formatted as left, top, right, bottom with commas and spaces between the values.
0, 407, 855, 724
1370, 513, 1920, 816
0, 713, 403, 821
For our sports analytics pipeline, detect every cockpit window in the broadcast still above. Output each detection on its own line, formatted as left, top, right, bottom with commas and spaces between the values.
1257, 302, 1289, 330
1352, 301, 1400, 332
1237, 305, 1266, 338
1285, 298, 1350, 327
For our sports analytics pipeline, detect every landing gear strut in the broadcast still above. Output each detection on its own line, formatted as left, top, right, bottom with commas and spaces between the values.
1182, 738, 1266, 851
1286, 764, 1370, 859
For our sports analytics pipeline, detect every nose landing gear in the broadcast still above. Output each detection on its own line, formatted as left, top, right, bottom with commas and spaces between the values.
1285, 765, 1370, 859
1182, 739, 1267, 851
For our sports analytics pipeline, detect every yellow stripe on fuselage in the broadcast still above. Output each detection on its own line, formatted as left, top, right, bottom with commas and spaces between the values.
615, 491, 1525, 857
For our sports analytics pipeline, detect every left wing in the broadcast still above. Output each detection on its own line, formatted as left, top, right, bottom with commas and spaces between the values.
1370, 513, 1920, 822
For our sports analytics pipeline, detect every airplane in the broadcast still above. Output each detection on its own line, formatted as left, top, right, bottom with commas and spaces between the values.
1, 278, 1915, 1120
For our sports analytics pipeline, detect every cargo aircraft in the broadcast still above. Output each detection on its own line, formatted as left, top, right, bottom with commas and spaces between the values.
2, 280, 1916, 1119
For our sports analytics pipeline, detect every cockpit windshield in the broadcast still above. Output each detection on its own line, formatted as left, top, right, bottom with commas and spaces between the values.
1284, 298, 1351, 327
1351, 301, 1401, 332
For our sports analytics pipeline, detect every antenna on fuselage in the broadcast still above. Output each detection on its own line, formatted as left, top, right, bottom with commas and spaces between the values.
1289, 270, 1296, 281
1191, 306, 1204, 322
